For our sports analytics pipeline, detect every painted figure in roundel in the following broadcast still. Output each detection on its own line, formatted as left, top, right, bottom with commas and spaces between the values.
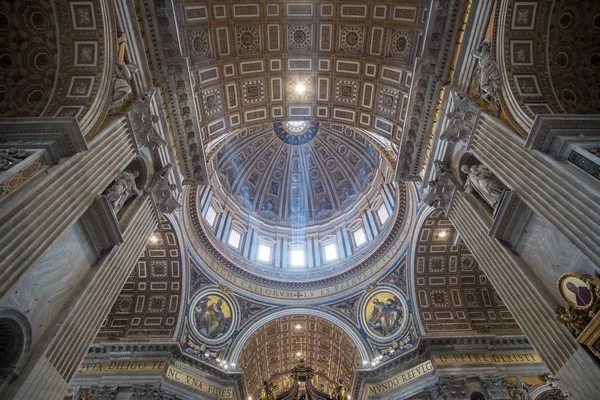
193, 295, 232, 339
559, 275, 594, 309
365, 291, 404, 337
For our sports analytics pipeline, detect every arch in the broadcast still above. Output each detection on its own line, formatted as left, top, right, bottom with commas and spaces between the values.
0, 0, 117, 140
228, 307, 371, 364
95, 216, 184, 342
494, 0, 563, 135
494, 0, 600, 136
409, 208, 521, 336
0, 308, 32, 382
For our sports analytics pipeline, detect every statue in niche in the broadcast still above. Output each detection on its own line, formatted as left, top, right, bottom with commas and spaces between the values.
508, 377, 533, 400
460, 163, 506, 207
472, 40, 501, 114
105, 170, 140, 215
109, 34, 139, 113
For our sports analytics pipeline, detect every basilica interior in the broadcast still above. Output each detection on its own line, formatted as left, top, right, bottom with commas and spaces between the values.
1, 0, 600, 399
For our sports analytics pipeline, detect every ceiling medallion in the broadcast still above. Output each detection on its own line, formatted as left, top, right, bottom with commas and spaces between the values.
273, 121, 319, 145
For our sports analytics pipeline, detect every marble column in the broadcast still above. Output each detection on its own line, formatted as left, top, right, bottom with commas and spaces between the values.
0, 116, 137, 299
469, 113, 600, 267
448, 195, 600, 400
6, 195, 157, 400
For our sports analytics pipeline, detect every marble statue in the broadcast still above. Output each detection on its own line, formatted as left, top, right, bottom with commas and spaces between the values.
128, 89, 167, 149
472, 41, 501, 114
150, 164, 181, 214
105, 170, 140, 214
460, 163, 506, 207
508, 377, 533, 400
439, 92, 478, 145
109, 35, 139, 113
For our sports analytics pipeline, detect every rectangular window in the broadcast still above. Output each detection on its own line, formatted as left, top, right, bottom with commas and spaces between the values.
323, 242, 338, 262
353, 227, 367, 247
289, 248, 305, 267
205, 206, 217, 227
228, 228, 242, 249
377, 204, 390, 224
258, 244, 272, 263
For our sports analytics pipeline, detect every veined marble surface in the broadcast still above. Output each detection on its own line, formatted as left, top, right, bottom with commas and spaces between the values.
514, 213, 595, 306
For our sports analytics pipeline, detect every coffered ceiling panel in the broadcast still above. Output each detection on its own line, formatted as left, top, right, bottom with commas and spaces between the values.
173, 0, 429, 145
237, 314, 361, 400
96, 217, 183, 342
414, 210, 521, 335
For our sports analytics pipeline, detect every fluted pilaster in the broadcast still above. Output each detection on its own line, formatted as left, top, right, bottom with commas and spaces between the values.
470, 113, 600, 266
0, 116, 137, 298
9, 196, 157, 400
449, 196, 600, 400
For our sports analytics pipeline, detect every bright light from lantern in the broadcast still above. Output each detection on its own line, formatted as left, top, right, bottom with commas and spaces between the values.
296, 352, 302, 357
295, 324, 302, 329
295, 83, 305, 94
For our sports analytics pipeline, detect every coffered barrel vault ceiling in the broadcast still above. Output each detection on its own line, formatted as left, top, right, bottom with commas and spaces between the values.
174, 0, 429, 145
237, 314, 361, 400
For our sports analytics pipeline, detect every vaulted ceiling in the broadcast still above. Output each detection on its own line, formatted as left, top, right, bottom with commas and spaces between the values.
172, 0, 429, 147
237, 314, 361, 400
96, 217, 183, 342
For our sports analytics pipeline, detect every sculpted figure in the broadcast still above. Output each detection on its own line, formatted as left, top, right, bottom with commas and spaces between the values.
109, 36, 139, 112
439, 93, 478, 144
460, 164, 506, 207
129, 90, 167, 149
509, 377, 532, 400
0, 148, 29, 173
472, 41, 501, 113
259, 380, 276, 400
105, 170, 140, 214
556, 305, 588, 337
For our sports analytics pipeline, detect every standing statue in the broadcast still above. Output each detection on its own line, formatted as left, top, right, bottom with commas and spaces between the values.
460, 163, 506, 207
105, 170, 140, 215
109, 34, 139, 113
508, 377, 533, 400
260, 380, 276, 400
472, 40, 501, 114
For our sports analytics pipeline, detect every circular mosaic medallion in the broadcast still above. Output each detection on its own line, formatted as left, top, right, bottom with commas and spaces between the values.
189, 290, 237, 343
558, 273, 595, 310
360, 287, 409, 341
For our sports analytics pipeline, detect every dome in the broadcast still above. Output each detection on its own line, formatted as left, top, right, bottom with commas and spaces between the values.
184, 122, 413, 300
212, 122, 382, 229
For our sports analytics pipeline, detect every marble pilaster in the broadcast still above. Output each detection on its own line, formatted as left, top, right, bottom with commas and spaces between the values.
0, 116, 137, 299
448, 195, 600, 400
7, 196, 157, 400
469, 113, 600, 268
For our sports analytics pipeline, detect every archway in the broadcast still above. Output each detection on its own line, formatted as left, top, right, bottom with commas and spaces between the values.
235, 313, 363, 400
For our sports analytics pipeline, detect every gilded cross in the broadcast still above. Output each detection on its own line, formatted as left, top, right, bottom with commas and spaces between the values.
295, 337, 306, 354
